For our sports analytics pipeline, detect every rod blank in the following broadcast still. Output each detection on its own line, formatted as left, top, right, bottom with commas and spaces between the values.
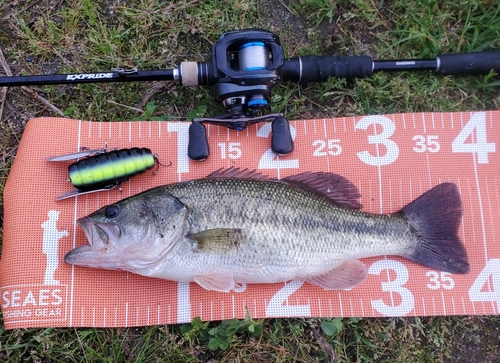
0, 50, 498, 88
0, 69, 175, 87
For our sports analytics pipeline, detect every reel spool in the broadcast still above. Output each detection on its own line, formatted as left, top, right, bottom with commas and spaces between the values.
217, 40, 272, 121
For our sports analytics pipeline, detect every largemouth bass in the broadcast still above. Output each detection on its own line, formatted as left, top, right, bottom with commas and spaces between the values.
65, 168, 469, 292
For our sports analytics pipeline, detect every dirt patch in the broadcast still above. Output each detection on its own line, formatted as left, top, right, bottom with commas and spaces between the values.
446, 316, 500, 363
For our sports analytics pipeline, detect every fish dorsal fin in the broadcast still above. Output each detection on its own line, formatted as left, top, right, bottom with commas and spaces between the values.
193, 272, 235, 292
187, 228, 244, 252
206, 167, 272, 181
283, 172, 362, 209
205, 168, 361, 209
306, 260, 367, 290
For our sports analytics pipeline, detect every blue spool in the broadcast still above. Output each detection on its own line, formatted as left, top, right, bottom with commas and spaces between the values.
248, 99, 268, 107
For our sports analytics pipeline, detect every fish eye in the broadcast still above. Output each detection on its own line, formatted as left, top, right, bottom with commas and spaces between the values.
104, 205, 120, 218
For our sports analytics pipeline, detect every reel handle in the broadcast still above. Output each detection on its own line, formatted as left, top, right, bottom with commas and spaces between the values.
187, 122, 210, 161
186, 116, 293, 160
271, 117, 294, 156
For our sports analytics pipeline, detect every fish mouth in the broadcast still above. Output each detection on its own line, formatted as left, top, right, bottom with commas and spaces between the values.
64, 243, 123, 269
77, 217, 121, 250
77, 217, 98, 247
64, 244, 94, 265
64, 217, 122, 268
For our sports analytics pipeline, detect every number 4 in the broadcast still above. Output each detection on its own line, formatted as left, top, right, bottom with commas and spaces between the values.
469, 259, 500, 310
451, 112, 496, 164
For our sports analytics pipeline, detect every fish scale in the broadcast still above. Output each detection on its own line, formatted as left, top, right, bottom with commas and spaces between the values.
65, 168, 468, 292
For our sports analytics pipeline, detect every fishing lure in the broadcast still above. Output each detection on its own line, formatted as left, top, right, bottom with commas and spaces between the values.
47, 146, 170, 200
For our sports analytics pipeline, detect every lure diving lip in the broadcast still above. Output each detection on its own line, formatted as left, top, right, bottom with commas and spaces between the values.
47, 146, 170, 200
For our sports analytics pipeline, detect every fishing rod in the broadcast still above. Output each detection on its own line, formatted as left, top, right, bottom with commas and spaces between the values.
2, 29, 500, 161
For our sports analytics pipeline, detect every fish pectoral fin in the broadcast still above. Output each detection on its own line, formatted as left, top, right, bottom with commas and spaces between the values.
187, 228, 243, 252
193, 273, 235, 292
306, 260, 367, 290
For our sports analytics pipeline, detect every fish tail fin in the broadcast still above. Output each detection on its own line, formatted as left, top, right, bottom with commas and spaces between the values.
399, 183, 469, 274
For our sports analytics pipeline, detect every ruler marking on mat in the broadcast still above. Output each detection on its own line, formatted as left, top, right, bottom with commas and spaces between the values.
4, 112, 497, 330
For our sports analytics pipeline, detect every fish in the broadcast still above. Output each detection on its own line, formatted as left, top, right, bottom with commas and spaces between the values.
64, 168, 469, 292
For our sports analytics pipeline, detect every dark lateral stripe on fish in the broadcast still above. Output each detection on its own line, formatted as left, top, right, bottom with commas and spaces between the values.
398, 182, 469, 274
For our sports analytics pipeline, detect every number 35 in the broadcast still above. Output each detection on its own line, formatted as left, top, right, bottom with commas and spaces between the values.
413, 135, 440, 153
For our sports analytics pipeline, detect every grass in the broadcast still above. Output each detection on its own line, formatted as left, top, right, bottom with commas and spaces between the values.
1, 0, 500, 361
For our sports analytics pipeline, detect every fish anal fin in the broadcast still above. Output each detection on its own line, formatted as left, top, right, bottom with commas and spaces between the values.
206, 167, 272, 181
283, 172, 362, 209
306, 260, 367, 290
188, 228, 243, 252
193, 272, 235, 292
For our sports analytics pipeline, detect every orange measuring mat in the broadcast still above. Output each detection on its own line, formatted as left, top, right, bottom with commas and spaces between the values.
1, 112, 499, 329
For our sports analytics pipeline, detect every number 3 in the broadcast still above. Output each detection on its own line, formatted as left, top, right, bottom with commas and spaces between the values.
368, 260, 415, 316
355, 116, 399, 166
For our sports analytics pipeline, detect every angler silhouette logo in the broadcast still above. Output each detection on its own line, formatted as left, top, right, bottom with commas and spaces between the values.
0, 210, 69, 324
42, 210, 68, 285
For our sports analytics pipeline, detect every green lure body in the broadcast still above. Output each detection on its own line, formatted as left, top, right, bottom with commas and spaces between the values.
68, 148, 155, 190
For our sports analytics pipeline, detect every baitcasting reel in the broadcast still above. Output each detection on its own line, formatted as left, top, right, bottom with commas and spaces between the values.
174, 29, 291, 161
2, 29, 500, 161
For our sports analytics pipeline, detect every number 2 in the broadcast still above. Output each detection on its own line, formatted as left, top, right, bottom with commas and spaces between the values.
257, 123, 299, 170
265, 280, 311, 317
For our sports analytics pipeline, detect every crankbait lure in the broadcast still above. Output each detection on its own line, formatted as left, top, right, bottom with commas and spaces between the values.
47, 146, 170, 200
